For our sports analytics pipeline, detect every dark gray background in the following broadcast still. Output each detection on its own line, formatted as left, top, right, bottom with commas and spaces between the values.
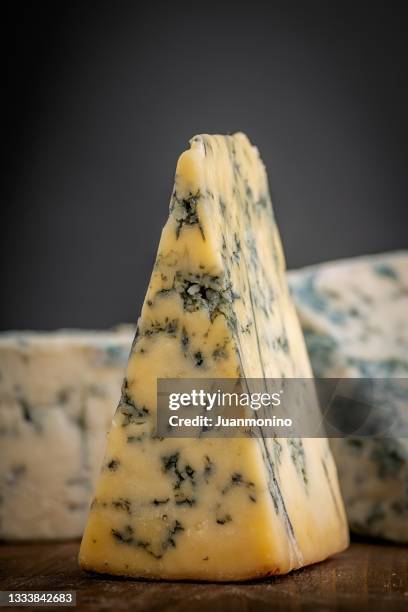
3, 1, 407, 330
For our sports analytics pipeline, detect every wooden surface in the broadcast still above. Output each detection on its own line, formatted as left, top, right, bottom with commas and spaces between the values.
0, 540, 407, 611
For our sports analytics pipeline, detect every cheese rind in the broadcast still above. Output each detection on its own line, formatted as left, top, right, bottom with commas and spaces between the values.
289, 252, 408, 542
79, 133, 348, 580
0, 328, 133, 540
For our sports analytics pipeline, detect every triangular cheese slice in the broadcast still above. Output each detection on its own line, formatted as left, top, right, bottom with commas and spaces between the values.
79, 133, 348, 580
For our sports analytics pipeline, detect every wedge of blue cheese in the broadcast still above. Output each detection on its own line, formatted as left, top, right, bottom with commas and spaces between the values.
289, 252, 408, 542
0, 327, 133, 540
79, 133, 348, 581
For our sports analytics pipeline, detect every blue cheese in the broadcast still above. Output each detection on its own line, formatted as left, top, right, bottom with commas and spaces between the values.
79, 133, 348, 580
289, 252, 408, 542
0, 327, 134, 540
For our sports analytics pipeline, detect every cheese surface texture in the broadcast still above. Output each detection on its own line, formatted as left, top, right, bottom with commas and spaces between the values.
79, 133, 348, 580
289, 252, 408, 542
0, 328, 133, 540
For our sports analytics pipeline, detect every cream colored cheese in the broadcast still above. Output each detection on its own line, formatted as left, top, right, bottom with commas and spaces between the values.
0, 327, 134, 540
79, 134, 348, 580
289, 252, 408, 542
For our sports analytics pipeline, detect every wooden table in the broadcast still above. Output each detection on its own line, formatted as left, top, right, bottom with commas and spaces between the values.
1, 540, 407, 611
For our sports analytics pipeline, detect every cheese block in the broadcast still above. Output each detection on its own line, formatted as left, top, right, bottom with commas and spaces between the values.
0, 327, 134, 540
79, 133, 348, 581
289, 252, 408, 542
